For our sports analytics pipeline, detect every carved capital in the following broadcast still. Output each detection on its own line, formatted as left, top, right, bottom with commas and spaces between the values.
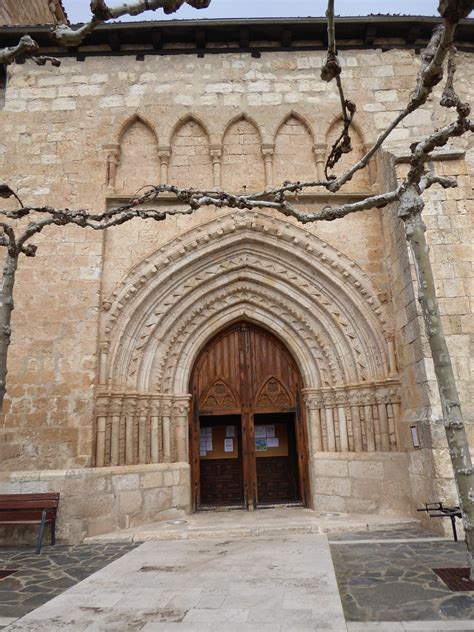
261, 143, 275, 159
109, 395, 123, 416
136, 397, 149, 417
313, 143, 327, 160
95, 396, 109, 417
161, 396, 173, 417
149, 398, 161, 416
333, 389, 348, 406
123, 395, 137, 416
158, 146, 171, 164
210, 144, 222, 162
172, 395, 191, 416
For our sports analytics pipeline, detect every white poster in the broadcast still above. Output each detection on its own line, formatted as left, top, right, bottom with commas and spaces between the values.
265, 425, 275, 438
267, 437, 279, 448
200, 448, 207, 457
255, 425, 266, 438
224, 438, 234, 452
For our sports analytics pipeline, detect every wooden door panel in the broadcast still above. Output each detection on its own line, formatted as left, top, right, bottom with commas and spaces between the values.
189, 322, 309, 510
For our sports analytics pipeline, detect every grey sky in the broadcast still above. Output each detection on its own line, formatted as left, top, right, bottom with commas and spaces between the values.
62, 1, 454, 23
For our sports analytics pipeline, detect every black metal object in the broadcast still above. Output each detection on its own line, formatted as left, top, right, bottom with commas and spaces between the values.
417, 502, 462, 541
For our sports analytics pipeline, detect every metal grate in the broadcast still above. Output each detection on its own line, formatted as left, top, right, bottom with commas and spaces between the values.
0, 570, 16, 579
433, 567, 474, 591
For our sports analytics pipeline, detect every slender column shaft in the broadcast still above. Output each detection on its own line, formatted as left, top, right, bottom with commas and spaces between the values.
162, 415, 171, 463
325, 408, 336, 452
95, 416, 106, 467
150, 415, 159, 463
364, 404, 376, 452
350, 405, 363, 452
338, 406, 348, 452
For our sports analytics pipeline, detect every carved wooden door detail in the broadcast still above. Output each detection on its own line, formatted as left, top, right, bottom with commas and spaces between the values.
189, 322, 309, 510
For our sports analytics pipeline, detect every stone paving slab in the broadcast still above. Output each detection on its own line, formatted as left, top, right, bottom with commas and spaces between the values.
0, 543, 137, 624
331, 540, 474, 622
5, 535, 347, 631
85, 507, 420, 543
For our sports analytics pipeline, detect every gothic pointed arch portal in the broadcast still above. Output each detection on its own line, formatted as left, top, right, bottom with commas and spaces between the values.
190, 321, 310, 510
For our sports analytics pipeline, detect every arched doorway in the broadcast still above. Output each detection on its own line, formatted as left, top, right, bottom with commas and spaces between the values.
189, 322, 310, 510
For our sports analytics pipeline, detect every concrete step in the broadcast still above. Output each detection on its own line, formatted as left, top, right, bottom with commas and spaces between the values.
84, 508, 421, 543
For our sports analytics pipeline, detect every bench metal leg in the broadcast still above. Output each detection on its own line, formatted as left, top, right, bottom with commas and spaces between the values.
451, 515, 458, 542
51, 519, 56, 546
36, 509, 47, 555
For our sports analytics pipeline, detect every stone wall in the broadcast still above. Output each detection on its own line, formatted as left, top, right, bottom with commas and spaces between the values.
0, 463, 190, 543
0, 34, 471, 524
312, 452, 413, 516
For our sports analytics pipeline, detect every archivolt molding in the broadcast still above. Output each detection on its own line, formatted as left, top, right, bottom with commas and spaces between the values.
100, 211, 392, 397
272, 110, 315, 144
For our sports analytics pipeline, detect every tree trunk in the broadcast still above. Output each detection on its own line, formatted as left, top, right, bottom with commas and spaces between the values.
404, 211, 474, 578
0, 252, 17, 410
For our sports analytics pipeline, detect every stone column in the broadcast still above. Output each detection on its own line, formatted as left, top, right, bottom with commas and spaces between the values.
149, 399, 161, 464
104, 143, 120, 190
158, 146, 171, 183
387, 336, 398, 377
363, 142, 378, 190
388, 386, 401, 450
95, 396, 109, 467
323, 392, 336, 452
109, 395, 123, 466
348, 390, 363, 452
334, 390, 349, 452
261, 144, 274, 187
210, 145, 222, 188
303, 391, 323, 453
161, 398, 172, 463
361, 387, 376, 452
98, 342, 109, 386
313, 143, 327, 181
375, 387, 391, 452
137, 397, 149, 464
124, 395, 137, 465
172, 395, 191, 463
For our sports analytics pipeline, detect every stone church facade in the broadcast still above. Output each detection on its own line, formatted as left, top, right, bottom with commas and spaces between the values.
0, 15, 472, 541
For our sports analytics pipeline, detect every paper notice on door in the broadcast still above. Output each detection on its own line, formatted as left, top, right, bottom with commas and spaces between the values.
267, 437, 279, 448
254, 425, 266, 438
226, 425, 235, 438
265, 425, 275, 438
255, 438, 267, 451
200, 448, 207, 457
206, 439, 213, 451
224, 438, 234, 452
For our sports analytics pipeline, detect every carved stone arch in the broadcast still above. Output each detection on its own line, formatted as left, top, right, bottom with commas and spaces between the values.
273, 111, 317, 185
220, 112, 264, 145
102, 211, 392, 398
199, 377, 240, 412
273, 110, 315, 144
117, 113, 159, 145
254, 376, 292, 410
325, 115, 372, 191
115, 114, 160, 194
168, 114, 213, 188
221, 113, 265, 192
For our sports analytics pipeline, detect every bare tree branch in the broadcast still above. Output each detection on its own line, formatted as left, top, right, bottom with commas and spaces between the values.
53, 0, 211, 47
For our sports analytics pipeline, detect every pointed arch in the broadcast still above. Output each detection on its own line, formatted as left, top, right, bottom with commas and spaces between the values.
102, 210, 392, 396
115, 114, 159, 194
168, 114, 212, 188
221, 114, 265, 192
274, 112, 316, 185
325, 115, 371, 192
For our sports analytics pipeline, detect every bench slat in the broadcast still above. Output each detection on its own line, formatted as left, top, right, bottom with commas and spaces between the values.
0, 500, 59, 510
0, 511, 56, 522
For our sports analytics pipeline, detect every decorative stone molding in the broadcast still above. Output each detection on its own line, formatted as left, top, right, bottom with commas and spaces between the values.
101, 211, 392, 399
313, 143, 327, 180
261, 143, 275, 187
103, 143, 120, 190
210, 144, 222, 188
157, 145, 171, 182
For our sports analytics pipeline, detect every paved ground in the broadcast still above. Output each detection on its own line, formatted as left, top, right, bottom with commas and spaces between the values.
1, 522, 474, 631
331, 538, 474, 623
0, 543, 137, 628
4, 535, 346, 631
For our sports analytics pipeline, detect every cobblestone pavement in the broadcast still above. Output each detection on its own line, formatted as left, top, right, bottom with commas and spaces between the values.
0, 543, 137, 621
330, 537, 474, 621
328, 527, 441, 541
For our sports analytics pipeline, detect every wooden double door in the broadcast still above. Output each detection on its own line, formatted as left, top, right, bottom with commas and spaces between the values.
189, 322, 310, 510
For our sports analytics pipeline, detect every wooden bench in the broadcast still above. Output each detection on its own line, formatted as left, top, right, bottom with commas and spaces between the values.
0, 493, 60, 554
